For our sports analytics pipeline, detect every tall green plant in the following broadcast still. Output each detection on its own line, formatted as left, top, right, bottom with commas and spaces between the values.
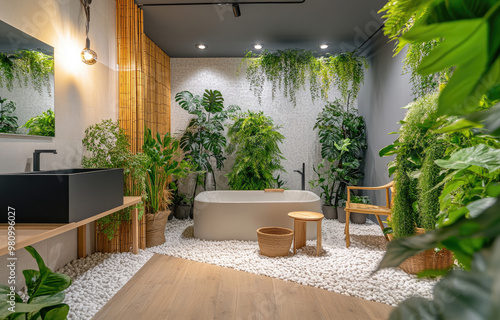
0, 246, 71, 320
311, 100, 366, 207
142, 128, 190, 214
380, 92, 443, 238
417, 140, 445, 231
175, 89, 239, 197
0, 50, 54, 95
242, 49, 368, 106
226, 110, 285, 190
22, 109, 55, 137
0, 97, 18, 134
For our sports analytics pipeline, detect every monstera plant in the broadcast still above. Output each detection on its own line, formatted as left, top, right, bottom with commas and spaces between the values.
175, 89, 240, 200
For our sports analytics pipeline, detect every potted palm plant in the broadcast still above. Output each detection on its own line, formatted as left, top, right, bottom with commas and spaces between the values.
143, 128, 190, 247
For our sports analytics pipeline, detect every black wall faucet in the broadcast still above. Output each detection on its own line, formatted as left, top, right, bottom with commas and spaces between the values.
33, 149, 57, 171
294, 162, 306, 191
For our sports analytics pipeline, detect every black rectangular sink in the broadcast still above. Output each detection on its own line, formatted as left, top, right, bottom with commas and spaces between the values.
0, 168, 124, 223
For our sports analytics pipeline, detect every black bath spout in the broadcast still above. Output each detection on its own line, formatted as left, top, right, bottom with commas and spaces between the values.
33, 149, 57, 171
294, 162, 306, 190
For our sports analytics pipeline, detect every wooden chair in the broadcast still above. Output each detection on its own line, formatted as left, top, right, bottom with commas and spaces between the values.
344, 181, 395, 248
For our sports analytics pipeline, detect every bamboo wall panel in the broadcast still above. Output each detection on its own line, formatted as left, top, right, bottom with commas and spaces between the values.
116, 0, 171, 152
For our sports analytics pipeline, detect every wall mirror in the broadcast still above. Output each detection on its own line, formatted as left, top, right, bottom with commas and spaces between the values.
0, 20, 55, 137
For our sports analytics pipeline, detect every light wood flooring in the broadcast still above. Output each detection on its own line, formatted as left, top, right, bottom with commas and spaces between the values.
93, 254, 392, 320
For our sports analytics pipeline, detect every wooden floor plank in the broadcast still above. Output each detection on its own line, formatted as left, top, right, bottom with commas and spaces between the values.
92, 254, 392, 320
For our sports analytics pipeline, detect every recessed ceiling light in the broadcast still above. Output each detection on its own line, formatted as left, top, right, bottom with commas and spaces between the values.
254, 44, 263, 50
319, 44, 329, 50
196, 43, 206, 50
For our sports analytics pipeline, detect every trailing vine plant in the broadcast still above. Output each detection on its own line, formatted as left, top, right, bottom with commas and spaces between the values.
242, 49, 368, 107
403, 41, 452, 99
0, 50, 54, 95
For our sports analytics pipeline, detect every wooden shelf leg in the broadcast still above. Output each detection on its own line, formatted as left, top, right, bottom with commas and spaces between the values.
132, 207, 139, 254
78, 225, 86, 259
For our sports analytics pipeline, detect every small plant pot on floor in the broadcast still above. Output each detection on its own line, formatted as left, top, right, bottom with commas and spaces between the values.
257, 227, 293, 257
174, 204, 191, 220
322, 205, 337, 219
399, 228, 454, 274
337, 207, 346, 223
350, 212, 366, 224
145, 210, 170, 248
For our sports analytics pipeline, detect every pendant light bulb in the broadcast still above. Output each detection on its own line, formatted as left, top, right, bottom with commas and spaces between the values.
81, 38, 97, 65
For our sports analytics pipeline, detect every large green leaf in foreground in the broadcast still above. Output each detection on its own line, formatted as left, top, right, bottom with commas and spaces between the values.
399, 0, 500, 116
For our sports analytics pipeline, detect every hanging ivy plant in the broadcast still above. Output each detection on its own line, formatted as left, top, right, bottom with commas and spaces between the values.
321, 52, 368, 107
0, 50, 54, 96
403, 41, 453, 99
242, 49, 368, 107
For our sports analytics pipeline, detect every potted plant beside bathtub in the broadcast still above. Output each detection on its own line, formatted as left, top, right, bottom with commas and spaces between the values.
169, 180, 193, 220
310, 160, 337, 219
143, 128, 190, 247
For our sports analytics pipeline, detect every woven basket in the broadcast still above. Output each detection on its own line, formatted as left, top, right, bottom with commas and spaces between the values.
257, 227, 293, 257
145, 210, 170, 248
399, 228, 454, 275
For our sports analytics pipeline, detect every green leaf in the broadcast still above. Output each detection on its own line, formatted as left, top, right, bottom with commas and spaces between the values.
379, 143, 398, 157
466, 103, 500, 136
435, 144, 500, 172
467, 197, 497, 218
24, 246, 71, 301
434, 118, 482, 133
400, 1, 500, 116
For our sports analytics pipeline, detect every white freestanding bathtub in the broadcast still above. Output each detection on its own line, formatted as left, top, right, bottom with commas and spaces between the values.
193, 190, 322, 241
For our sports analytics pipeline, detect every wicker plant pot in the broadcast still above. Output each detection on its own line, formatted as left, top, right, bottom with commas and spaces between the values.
337, 207, 346, 223
145, 210, 170, 248
257, 227, 293, 257
322, 205, 337, 219
96, 215, 147, 253
399, 228, 454, 275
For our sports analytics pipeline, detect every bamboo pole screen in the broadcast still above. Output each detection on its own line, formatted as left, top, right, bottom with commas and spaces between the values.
116, 0, 171, 153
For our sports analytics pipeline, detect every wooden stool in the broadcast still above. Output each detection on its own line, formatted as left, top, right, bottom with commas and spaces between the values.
287, 211, 324, 256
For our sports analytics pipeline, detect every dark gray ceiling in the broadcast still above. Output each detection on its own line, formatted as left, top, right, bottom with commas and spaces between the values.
136, 0, 388, 58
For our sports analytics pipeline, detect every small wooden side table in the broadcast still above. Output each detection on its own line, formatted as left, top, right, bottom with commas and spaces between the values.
288, 211, 324, 256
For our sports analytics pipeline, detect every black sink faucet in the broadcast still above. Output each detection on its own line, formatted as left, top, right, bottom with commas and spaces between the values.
294, 162, 306, 191
33, 150, 57, 171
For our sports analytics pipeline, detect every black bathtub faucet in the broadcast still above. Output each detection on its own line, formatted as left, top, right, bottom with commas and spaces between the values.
33, 149, 57, 171
294, 163, 305, 191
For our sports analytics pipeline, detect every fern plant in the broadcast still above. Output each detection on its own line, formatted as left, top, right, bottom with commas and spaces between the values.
226, 111, 285, 190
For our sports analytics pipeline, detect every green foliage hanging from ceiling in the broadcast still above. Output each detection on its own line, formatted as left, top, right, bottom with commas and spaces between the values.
0, 50, 54, 96
241, 49, 368, 107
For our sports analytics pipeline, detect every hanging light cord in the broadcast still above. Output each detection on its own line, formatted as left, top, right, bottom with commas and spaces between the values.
81, 0, 92, 48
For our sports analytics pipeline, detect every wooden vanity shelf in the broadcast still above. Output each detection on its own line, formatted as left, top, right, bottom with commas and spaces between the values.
0, 196, 142, 257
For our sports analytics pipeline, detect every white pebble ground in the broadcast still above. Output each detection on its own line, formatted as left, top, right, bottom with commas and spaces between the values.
58, 219, 437, 320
